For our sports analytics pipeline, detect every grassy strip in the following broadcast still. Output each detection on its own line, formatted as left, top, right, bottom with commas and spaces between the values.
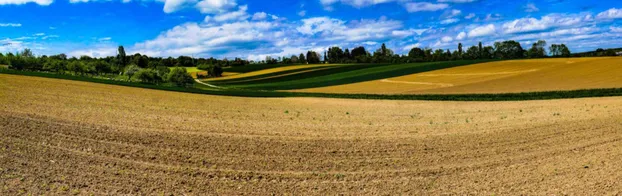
232, 60, 490, 90
2, 69, 622, 101
224, 64, 302, 73
210, 66, 336, 84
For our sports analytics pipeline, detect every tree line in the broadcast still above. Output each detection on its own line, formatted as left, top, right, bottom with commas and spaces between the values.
0, 39, 597, 86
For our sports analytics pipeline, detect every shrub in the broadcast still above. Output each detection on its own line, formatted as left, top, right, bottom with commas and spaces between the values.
133, 69, 162, 84
167, 67, 194, 87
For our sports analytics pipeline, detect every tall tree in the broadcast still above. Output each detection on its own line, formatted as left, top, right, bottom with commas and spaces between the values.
117, 46, 127, 73
351, 46, 367, 57
299, 53, 306, 64
458, 43, 463, 57
408, 47, 425, 59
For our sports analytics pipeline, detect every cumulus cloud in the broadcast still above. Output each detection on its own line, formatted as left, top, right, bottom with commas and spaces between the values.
611, 26, 622, 33
468, 24, 495, 37
297, 17, 408, 42
298, 10, 306, 17
455, 31, 466, 40
252, 12, 267, 20
596, 8, 622, 19
501, 13, 586, 34
0, 0, 52, 5
441, 36, 453, 42
204, 5, 249, 22
402, 43, 420, 50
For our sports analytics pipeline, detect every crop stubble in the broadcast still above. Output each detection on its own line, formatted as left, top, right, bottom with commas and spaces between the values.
1, 74, 622, 194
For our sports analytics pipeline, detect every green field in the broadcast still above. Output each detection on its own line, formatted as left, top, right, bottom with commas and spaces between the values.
223, 64, 293, 73
211, 60, 490, 90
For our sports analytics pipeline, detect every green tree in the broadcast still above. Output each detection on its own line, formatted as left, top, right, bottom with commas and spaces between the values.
117, 46, 127, 72
299, 53, 306, 64
125, 64, 141, 80
167, 67, 194, 87
408, 47, 425, 60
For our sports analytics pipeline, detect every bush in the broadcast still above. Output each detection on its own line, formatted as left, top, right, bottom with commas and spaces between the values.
197, 64, 223, 77
133, 69, 162, 84
125, 64, 141, 79
167, 67, 194, 87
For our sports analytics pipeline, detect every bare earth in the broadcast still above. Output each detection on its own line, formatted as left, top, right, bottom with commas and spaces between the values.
1, 74, 622, 194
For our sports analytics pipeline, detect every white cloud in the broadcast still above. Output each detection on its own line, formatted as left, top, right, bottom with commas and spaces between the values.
441, 36, 453, 42
297, 17, 406, 42
392, 28, 426, 37
0, 0, 52, 5
404, 2, 448, 12
68, 47, 117, 58
98, 37, 112, 41
596, 8, 622, 19
319, 0, 395, 8
464, 13, 475, 19
501, 14, 584, 34
402, 43, 420, 50
468, 24, 495, 37
611, 26, 622, 33
455, 31, 466, 40
0, 23, 22, 27
132, 21, 278, 57
252, 12, 267, 20
208, 5, 249, 22
524, 3, 539, 13
440, 18, 459, 24
437, 0, 477, 3
363, 41, 378, 45
298, 10, 306, 17
34, 33, 45, 36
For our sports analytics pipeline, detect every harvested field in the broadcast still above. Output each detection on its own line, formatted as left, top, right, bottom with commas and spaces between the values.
2, 74, 622, 194
298, 57, 622, 94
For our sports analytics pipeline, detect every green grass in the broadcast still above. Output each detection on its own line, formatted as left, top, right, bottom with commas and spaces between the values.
4, 67, 622, 101
223, 64, 299, 73
223, 60, 489, 90
169, 67, 202, 73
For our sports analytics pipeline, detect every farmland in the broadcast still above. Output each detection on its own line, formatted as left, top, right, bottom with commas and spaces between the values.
2, 74, 622, 194
296, 57, 622, 94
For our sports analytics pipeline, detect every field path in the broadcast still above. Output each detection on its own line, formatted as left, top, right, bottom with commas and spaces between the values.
2, 74, 622, 195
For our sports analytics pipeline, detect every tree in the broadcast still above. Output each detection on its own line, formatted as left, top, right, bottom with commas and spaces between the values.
117, 46, 127, 72
167, 67, 194, 87
458, 43, 463, 58
327, 46, 344, 63
478, 42, 483, 58
380, 43, 388, 57
408, 47, 425, 59
465, 46, 480, 60
306, 51, 321, 64
351, 46, 367, 57
20, 48, 34, 58
494, 40, 524, 59
528, 40, 547, 58
559, 44, 571, 57
299, 53, 306, 64
290, 55, 299, 63
125, 64, 141, 80
133, 69, 162, 84
344, 48, 351, 61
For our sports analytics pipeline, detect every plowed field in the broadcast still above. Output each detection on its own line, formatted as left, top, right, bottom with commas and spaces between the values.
2, 74, 622, 194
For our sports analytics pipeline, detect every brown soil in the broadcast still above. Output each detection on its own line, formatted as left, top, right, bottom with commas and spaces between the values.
1, 74, 622, 195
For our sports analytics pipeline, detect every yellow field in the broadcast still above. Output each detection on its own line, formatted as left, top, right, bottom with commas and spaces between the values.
297, 57, 622, 94
2, 74, 622, 194
204, 64, 339, 81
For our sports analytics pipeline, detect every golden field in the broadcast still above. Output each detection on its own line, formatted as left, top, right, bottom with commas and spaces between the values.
298, 57, 622, 94
204, 64, 339, 81
2, 74, 622, 194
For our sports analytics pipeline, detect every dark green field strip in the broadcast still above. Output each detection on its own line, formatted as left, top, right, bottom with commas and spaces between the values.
214, 63, 391, 85
5, 68, 622, 101
229, 60, 490, 90
224, 64, 296, 73
210, 66, 336, 84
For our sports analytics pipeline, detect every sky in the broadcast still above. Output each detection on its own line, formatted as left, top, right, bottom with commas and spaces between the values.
0, 0, 620, 60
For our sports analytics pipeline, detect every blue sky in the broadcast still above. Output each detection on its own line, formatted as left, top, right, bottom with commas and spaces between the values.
0, 0, 620, 60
